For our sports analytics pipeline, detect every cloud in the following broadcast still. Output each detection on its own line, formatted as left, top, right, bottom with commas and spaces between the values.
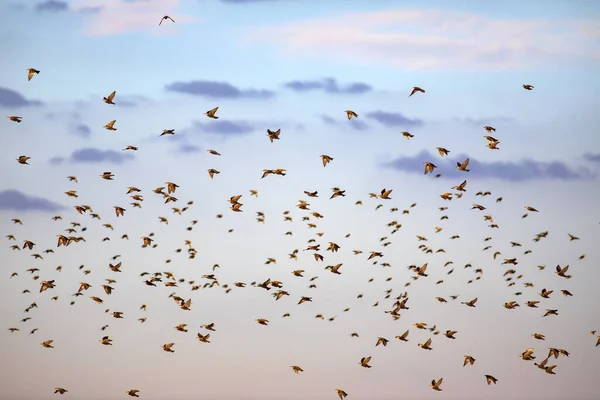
35, 1, 68, 12
187, 120, 256, 136
70, 0, 198, 36
366, 111, 423, 128
0, 87, 44, 108
284, 78, 372, 94
72, 123, 92, 138
246, 9, 600, 71
68, 148, 135, 164
318, 114, 369, 131
165, 80, 275, 100
176, 144, 202, 154
320, 115, 336, 125
220, 0, 277, 3
452, 116, 517, 127
384, 150, 595, 181
0, 190, 65, 212
49, 157, 65, 165
583, 153, 600, 163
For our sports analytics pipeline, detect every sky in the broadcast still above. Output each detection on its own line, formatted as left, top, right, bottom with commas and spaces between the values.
1, 0, 600, 399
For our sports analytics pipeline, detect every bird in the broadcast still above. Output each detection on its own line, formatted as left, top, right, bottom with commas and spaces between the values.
436, 147, 449, 157
409, 86, 425, 96
523, 84, 534, 90
27, 68, 40, 81
345, 110, 358, 119
159, 15, 175, 25
485, 375, 498, 385
102, 91, 116, 104
456, 158, 470, 172
335, 389, 348, 399
16, 156, 31, 165
464, 355, 476, 366
205, 107, 219, 119
104, 120, 117, 131
321, 155, 334, 167
359, 356, 372, 368
431, 378, 443, 391
7, 116, 22, 123
291, 365, 304, 374
267, 129, 281, 142
424, 162, 437, 174
54, 388, 68, 394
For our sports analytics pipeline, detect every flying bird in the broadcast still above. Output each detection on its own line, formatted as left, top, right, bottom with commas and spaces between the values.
27, 68, 40, 81
409, 86, 425, 97
159, 16, 175, 25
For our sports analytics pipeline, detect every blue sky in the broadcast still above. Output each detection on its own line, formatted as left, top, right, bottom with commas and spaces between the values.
1, 1, 600, 399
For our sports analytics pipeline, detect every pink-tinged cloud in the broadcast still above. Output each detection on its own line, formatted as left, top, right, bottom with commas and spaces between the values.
245, 8, 600, 71
71, 0, 198, 36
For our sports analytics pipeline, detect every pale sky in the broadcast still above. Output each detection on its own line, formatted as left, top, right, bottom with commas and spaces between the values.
1, 1, 600, 399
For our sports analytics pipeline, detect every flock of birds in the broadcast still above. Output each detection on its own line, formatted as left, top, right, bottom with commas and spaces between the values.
3, 20, 598, 399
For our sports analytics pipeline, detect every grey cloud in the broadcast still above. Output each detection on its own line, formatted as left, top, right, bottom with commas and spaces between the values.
453, 116, 516, 126
117, 95, 150, 108
0, 190, 65, 212
188, 120, 256, 136
366, 111, 423, 128
583, 153, 600, 163
384, 150, 595, 181
320, 115, 336, 125
319, 114, 369, 131
69, 148, 135, 164
177, 144, 202, 154
78, 6, 103, 14
49, 157, 64, 165
0, 87, 44, 108
220, 0, 277, 3
165, 81, 275, 100
284, 78, 372, 95
72, 124, 91, 138
35, 1, 68, 12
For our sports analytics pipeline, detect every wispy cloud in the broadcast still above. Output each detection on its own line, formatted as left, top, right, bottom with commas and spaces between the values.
220, 0, 278, 3
0, 87, 44, 108
384, 150, 595, 181
246, 9, 600, 70
0, 190, 65, 212
319, 114, 369, 132
165, 80, 275, 100
56, 148, 136, 164
176, 143, 202, 154
186, 120, 256, 136
284, 78, 372, 95
70, 0, 198, 36
35, 0, 68, 13
583, 153, 600, 163
71, 123, 92, 138
366, 111, 423, 128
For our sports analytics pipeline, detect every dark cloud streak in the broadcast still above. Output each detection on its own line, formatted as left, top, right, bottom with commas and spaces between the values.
384, 150, 594, 181
187, 120, 256, 136
284, 78, 372, 95
68, 148, 135, 164
165, 81, 275, 100
366, 111, 423, 128
583, 153, 600, 163
35, 1, 68, 13
0, 190, 65, 212
0, 87, 44, 108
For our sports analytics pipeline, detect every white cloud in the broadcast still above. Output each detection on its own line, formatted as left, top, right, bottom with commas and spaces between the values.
245, 8, 600, 70
71, 0, 198, 36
